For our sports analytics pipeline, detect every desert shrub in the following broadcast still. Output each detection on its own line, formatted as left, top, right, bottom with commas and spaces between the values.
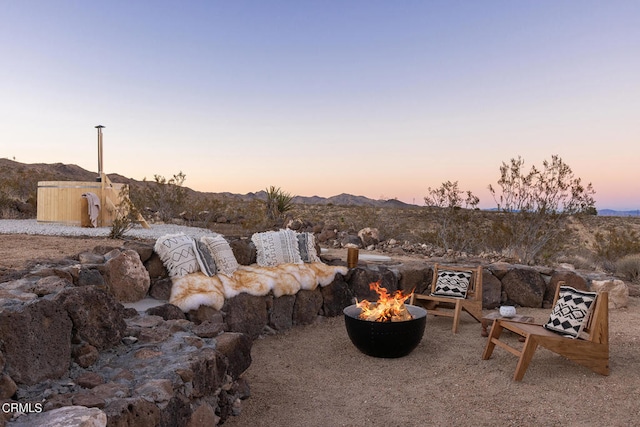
265, 186, 294, 226
615, 254, 640, 283
423, 181, 480, 252
593, 227, 640, 262
488, 155, 596, 264
109, 186, 140, 239
131, 172, 188, 223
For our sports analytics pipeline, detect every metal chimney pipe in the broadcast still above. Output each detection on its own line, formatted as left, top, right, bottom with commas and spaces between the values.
95, 125, 105, 182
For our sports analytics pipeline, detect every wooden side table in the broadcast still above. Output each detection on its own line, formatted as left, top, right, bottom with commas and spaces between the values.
481, 312, 535, 341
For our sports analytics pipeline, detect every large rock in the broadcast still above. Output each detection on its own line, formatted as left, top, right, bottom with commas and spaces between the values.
0, 299, 72, 385
348, 267, 398, 301
223, 294, 268, 340
103, 249, 150, 302
8, 405, 107, 427
591, 279, 629, 309
320, 274, 354, 317
214, 332, 252, 379
548, 270, 588, 303
292, 289, 323, 325
358, 227, 380, 248
398, 265, 431, 295
56, 286, 127, 350
229, 239, 256, 266
482, 270, 502, 309
268, 295, 295, 330
501, 268, 546, 308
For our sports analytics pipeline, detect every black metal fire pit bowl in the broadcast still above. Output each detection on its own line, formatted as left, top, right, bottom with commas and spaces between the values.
343, 304, 427, 358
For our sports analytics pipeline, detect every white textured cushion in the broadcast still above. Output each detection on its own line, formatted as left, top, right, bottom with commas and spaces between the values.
154, 233, 200, 277
252, 229, 303, 267
544, 286, 597, 338
297, 232, 320, 263
432, 270, 472, 299
200, 235, 239, 276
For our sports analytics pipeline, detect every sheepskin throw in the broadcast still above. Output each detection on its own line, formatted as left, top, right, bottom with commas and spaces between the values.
170, 262, 348, 312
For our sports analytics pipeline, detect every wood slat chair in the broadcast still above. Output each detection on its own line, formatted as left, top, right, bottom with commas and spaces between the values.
409, 264, 483, 334
482, 282, 609, 381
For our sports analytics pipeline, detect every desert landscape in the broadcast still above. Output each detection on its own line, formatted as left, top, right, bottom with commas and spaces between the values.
0, 230, 638, 426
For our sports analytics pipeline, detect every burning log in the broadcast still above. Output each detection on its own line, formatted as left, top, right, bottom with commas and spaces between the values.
355, 282, 414, 322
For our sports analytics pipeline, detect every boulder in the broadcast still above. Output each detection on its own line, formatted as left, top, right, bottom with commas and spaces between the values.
0, 298, 72, 385
292, 289, 323, 325
398, 265, 431, 295
103, 249, 150, 303
8, 405, 107, 427
348, 267, 398, 301
145, 304, 186, 321
591, 279, 629, 309
56, 286, 127, 350
76, 267, 106, 288
268, 294, 295, 330
547, 270, 588, 303
223, 294, 268, 340
358, 227, 380, 248
229, 239, 256, 266
320, 274, 354, 317
482, 270, 502, 309
214, 332, 253, 379
501, 268, 546, 308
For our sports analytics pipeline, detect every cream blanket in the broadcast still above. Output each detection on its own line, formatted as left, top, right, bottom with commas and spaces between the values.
170, 262, 348, 312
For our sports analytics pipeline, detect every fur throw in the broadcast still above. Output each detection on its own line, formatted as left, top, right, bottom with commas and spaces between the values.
170, 262, 348, 312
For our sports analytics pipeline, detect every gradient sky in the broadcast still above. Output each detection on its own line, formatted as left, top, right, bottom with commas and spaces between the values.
1, 1, 638, 210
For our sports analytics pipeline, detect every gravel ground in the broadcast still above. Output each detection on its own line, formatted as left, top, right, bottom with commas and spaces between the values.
0, 219, 215, 240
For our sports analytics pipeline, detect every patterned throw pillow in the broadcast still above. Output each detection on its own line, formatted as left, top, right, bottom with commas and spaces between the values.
432, 270, 472, 299
154, 233, 200, 278
544, 286, 597, 338
297, 232, 320, 263
193, 239, 217, 277
251, 229, 303, 267
200, 235, 239, 276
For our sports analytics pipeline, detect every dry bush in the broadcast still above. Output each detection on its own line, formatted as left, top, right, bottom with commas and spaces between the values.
615, 254, 640, 283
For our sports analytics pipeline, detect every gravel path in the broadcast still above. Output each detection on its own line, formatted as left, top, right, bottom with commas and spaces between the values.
0, 219, 215, 240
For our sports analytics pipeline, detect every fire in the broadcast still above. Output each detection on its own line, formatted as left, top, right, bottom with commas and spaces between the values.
355, 281, 414, 322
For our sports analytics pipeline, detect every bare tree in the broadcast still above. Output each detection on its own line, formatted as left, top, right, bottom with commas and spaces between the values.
488, 155, 596, 263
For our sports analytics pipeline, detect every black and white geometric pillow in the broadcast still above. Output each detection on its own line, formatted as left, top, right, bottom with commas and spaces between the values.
432, 270, 472, 299
544, 286, 597, 338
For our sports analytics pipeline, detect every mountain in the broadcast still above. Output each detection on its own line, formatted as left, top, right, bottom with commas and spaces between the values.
598, 209, 640, 217
0, 159, 412, 208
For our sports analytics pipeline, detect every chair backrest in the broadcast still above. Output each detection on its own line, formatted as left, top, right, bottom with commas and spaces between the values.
550, 281, 609, 344
430, 263, 483, 300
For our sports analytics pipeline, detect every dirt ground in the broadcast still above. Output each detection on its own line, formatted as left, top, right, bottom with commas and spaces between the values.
1, 234, 639, 426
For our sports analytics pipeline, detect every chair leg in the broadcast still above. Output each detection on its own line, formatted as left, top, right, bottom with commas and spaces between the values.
482, 321, 503, 359
452, 302, 462, 334
513, 336, 538, 381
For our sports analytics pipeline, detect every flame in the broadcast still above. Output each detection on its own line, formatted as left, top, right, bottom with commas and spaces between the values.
355, 281, 414, 322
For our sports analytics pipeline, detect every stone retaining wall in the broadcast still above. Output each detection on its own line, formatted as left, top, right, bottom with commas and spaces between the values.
0, 238, 628, 426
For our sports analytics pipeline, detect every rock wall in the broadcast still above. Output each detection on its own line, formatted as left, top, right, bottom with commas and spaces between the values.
0, 238, 628, 426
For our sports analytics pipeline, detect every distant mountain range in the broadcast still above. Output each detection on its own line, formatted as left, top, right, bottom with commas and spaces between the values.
1, 158, 636, 214
0, 159, 412, 208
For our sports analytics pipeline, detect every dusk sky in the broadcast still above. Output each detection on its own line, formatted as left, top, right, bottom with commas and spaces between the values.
1, 1, 638, 210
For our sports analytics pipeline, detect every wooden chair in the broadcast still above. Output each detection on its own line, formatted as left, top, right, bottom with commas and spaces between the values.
409, 264, 483, 334
482, 283, 609, 381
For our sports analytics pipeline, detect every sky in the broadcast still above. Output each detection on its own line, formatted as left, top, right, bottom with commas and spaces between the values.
1, 1, 639, 210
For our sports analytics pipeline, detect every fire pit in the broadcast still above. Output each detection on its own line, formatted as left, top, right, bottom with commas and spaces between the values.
343, 282, 427, 358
